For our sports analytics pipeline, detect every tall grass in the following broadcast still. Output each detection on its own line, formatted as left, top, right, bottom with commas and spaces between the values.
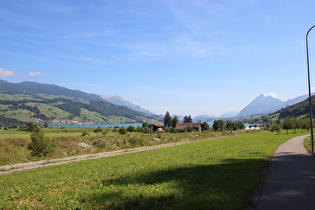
0, 129, 222, 165
0, 131, 306, 209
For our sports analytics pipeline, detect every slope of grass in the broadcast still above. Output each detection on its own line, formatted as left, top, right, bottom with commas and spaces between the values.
0, 131, 306, 209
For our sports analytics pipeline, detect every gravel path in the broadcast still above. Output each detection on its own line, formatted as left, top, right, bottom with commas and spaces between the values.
0, 139, 213, 175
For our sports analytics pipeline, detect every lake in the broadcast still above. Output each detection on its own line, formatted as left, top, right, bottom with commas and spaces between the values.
50, 123, 143, 128
50, 122, 256, 128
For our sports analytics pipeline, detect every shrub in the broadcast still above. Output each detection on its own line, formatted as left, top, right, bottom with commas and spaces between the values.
81, 131, 89, 136
201, 122, 210, 131
94, 127, 103, 133
129, 136, 145, 146
92, 139, 110, 148
118, 127, 127, 135
28, 128, 55, 157
127, 126, 136, 133
165, 127, 175, 133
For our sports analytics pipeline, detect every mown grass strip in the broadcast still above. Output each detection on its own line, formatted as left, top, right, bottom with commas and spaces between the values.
0, 131, 307, 209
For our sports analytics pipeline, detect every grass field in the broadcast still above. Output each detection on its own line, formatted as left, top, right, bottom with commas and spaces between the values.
0, 128, 224, 165
0, 131, 307, 209
304, 136, 315, 156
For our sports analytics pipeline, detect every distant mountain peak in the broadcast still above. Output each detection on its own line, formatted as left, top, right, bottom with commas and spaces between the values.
237, 93, 308, 117
99, 95, 156, 116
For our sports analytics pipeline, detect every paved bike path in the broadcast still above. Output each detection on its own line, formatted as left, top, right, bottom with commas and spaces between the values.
256, 134, 315, 210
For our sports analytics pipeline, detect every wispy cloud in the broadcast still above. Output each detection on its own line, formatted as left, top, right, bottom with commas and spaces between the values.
66, 30, 115, 39
27, 72, 42, 77
0, 68, 15, 77
0, 50, 47, 61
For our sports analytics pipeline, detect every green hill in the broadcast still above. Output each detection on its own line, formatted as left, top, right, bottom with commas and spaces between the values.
0, 80, 161, 125
269, 95, 315, 121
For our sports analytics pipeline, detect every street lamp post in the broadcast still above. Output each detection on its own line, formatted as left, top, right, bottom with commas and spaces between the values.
306, 24, 315, 155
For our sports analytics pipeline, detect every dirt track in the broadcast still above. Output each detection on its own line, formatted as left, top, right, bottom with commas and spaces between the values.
0, 139, 210, 175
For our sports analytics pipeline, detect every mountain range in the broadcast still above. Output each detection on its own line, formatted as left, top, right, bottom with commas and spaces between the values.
0, 80, 160, 125
0, 80, 311, 124
191, 94, 309, 121
237, 94, 308, 117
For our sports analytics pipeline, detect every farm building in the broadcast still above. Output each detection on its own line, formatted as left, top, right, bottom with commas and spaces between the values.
150, 123, 165, 132
175, 123, 201, 132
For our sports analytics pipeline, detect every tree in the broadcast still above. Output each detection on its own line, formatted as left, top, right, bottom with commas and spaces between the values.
118, 127, 127, 135
183, 115, 192, 123
142, 122, 150, 133
28, 127, 55, 157
282, 117, 294, 134
171, 115, 179, 128
237, 121, 245, 130
300, 119, 310, 131
226, 121, 245, 131
43, 122, 49, 128
226, 122, 234, 131
201, 122, 210, 131
163, 111, 172, 127
25, 122, 39, 132
127, 125, 136, 133
213, 120, 225, 131
270, 124, 281, 134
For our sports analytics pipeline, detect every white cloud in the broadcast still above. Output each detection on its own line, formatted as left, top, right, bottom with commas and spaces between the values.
263, 93, 277, 98
27, 72, 42, 77
0, 68, 15, 77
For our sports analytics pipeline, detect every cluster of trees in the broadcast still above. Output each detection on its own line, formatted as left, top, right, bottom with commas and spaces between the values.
270, 117, 310, 134
163, 111, 178, 128
110, 123, 154, 135
163, 111, 193, 127
212, 120, 245, 131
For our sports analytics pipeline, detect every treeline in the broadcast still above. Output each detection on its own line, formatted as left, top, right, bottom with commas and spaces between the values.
212, 120, 245, 131
163, 111, 245, 132
269, 117, 310, 134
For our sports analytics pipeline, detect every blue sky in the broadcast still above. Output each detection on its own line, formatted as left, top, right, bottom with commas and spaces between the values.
1, 0, 315, 117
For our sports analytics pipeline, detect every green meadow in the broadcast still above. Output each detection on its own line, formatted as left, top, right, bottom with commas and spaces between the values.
0, 131, 307, 209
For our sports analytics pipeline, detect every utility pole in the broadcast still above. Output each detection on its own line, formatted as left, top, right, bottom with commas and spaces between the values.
306, 24, 315, 154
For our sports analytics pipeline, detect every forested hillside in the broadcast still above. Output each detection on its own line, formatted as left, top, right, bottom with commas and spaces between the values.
0, 80, 161, 125
0, 96, 161, 125
0, 80, 103, 101
271, 95, 315, 120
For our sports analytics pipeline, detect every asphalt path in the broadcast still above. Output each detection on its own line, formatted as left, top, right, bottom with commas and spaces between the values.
256, 134, 315, 210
